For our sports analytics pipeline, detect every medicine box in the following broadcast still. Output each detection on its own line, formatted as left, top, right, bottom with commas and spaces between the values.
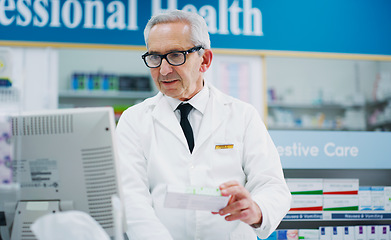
385, 186, 391, 212
298, 229, 319, 240
367, 226, 378, 240
359, 186, 373, 211
377, 225, 390, 240
323, 195, 359, 211
371, 186, 385, 211
323, 179, 359, 195
331, 227, 344, 240
343, 226, 355, 240
355, 225, 367, 240
286, 178, 323, 195
290, 195, 323, 211
319, 226, 332, 240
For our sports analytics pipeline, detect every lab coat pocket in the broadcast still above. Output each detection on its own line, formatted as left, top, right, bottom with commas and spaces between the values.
212, 142, 244, 182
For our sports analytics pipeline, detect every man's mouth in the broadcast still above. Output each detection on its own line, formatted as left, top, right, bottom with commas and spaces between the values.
161, 79, 178, 83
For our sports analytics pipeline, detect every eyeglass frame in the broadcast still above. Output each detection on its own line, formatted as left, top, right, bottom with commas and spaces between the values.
141, 46, 204, 68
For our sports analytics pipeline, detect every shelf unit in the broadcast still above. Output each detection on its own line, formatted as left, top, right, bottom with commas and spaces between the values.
58, 90, 157, 108
267, 102, 365, 131
278, 168, 391, 230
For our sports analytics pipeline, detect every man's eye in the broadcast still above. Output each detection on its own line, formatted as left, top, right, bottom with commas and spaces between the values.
169, 53, 182, 59
149, 55, 160, 61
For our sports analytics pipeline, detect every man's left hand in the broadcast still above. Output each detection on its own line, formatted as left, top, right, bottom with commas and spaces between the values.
212, 180, 262, 226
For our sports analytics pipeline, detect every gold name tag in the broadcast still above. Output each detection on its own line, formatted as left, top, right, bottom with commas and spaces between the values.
215, 144, 234, 150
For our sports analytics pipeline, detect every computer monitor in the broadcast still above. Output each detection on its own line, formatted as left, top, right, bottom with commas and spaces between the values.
3, 107, 125, 240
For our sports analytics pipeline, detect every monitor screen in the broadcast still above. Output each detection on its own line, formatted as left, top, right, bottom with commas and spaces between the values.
5, 107, 125, 240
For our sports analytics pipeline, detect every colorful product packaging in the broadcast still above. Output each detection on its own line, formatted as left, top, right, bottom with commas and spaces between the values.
319, 227, 332, 240
359, 186, 373, 211
298, 229, 319, 240
290, 195, 323, 211
343, 226, 355, 240
355, 225, 367, 240
371, 186, 385, 211
323, 179, 359, 195
323, 195, 359, 211
286, 178, 323, 195
384, 186, 391, 212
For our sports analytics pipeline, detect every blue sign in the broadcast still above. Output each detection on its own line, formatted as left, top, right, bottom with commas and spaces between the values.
269, 130, 391, 169
0, 0, 391, 55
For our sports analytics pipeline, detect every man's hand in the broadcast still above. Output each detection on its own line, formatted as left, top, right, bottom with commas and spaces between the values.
212, 180, 263, 226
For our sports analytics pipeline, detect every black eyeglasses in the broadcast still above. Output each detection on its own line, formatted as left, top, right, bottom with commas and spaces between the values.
142, 46, 204, 68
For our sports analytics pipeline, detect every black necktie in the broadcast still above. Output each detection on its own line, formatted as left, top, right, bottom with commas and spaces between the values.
177, 103, 194, 153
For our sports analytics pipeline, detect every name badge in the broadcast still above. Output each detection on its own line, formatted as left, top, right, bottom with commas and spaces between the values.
215, 144, 234, 150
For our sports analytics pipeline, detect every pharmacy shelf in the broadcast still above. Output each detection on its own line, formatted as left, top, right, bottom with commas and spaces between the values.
283, 211, 391, 221
59, 90, 156, 99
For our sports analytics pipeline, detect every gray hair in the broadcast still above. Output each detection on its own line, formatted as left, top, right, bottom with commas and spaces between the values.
144, 10, 211, 50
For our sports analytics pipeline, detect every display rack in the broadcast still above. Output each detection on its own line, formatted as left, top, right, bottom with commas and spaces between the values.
283, 211, 391, 221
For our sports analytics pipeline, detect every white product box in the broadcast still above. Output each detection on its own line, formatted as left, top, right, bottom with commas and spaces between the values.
371, 186, 385, 211
323, 195, 359, 211
286, 178, 323, 195
323, 179, 359, 195
298, 229, 319, 240
359, 186, 373, 211
367, 226, 378, 240
355, 225, 367, 240
164, 185, 230, 212
377, 225, 390, 240
319, 227, 332, 240
384, 186, 391, 211
343, 226, 355, 240
331, 226, 344, 240
290, 195, 323, 211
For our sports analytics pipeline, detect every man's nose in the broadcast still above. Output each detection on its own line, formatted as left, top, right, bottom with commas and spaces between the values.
159, 58, 173, 76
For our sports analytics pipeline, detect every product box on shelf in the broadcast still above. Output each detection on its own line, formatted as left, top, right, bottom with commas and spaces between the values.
376, 225, 390, 240
290, 195, 323, 211
331, 227, 344, 240
371, 187, 385, 211
277, 229, 299, 240
359, 186, 373, 211
323, 195, 359, 211
385, 187, 391, 212
319, 227, 332, 240
355, 225, 368, 240
343, 226, 355, 240
298, 229, 319, 240
323, 179, 359, 195
286, 178, 323, 195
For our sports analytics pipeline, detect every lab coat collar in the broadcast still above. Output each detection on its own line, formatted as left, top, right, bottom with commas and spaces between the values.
150, 82, 232, 153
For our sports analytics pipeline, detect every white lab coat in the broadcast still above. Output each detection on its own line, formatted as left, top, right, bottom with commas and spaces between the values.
116, 83, 291, 240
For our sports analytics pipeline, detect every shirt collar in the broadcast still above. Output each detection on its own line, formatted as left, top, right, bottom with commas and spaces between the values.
165, 81, 210, 114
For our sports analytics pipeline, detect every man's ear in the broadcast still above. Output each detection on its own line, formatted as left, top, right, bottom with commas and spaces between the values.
199, 49, 213, 73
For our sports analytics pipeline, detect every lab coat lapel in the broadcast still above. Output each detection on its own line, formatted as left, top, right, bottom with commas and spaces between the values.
196, 87, 230, 151
151, 95, 188, 149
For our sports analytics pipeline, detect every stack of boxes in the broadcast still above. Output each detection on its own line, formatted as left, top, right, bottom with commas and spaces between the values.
319, 225, 390, 240
323, 179, 359, 211
287, 178, 391, 212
